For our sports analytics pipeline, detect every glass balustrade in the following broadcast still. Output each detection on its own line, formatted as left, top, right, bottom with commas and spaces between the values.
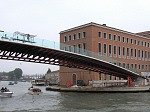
0, 31, 138, 74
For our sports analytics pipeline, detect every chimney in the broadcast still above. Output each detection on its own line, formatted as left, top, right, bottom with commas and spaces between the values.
102, 24, 106, 26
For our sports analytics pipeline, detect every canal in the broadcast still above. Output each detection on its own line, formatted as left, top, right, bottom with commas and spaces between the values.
0, 81, 150, 112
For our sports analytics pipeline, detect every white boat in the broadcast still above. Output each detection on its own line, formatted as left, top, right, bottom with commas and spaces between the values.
0, 91, 13, 98
28, 87, 42, 95
31, 79, 45, 86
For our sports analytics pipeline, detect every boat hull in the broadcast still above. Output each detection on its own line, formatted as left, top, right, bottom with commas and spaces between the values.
0, 92, 13, 97
28, 88, 42, 95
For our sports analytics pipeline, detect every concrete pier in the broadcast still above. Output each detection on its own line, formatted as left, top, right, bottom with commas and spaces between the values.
46, 85, 150, 93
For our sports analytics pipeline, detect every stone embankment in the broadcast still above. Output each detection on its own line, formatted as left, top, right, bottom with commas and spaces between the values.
46, 85, 150, 93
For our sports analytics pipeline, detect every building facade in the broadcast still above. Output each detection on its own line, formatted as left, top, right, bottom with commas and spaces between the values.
45, 70, 59, 85
59, 22, 150, 87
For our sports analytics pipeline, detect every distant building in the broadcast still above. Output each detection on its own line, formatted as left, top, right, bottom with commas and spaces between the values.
136, 31, 150, 38
59, 22, 150, 87
45, 70, 59, 85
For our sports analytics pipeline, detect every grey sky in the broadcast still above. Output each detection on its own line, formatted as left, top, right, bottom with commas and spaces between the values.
0, 0, 150, 75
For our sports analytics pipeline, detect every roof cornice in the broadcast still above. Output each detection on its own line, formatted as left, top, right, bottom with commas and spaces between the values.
60, 22, 150, 40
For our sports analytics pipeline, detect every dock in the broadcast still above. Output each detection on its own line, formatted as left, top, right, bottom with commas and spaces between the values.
46, 86, 150, 93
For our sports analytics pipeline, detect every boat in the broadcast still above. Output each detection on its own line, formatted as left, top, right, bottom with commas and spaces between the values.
14, 81, 18, 84
0, 91, 13, 97
0, 88, 13, 97
8, 82, 14, 85
28, 87, 42, 95
31, 79, 45, 86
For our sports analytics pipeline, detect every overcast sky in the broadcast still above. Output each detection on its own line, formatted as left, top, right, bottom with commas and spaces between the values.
0, 0, 150, 75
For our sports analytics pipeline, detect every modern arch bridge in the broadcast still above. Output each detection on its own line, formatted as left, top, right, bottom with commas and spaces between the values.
0, 31, 145, 83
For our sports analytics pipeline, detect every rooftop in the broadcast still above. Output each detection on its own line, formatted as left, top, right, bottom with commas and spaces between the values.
60, 22, 150, 40
136, 31, 150, 38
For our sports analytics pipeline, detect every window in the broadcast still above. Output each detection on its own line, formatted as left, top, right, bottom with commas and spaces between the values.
141, 41, 143, 46
83, 43, 86, 52
142, 50, 144, 58
122, 37, 125, 42
64, 36, 68, 42
104, 44, 107, 54
146, 65, 148, 70
148, 43, 149, 47
104, 33, 107, 39
135, 64, 137, 69
113, 35, 116, 40
118, 47, 121, 55
126, 38, 129, 43
123, 63, 126, 68
130, 39, 133, 44
114, 46, 116, 55
145, 42, 147, 47
145, 51, 147, 58
83, 32, 86, 38
64, 47, 67, 51
148, 52, 150, 59
109, 34, 112, 40
127, 64, 129, 69
142, 65, 144, 70
78, 33, 81, 39
138, 50, 140, 58
78, 44, 81, 53
135, 49, 137, 57
134, 40, 137, 45
98, 32, 101, 37
68, 46, 71, 52
118, 36, 121, 41
73, 45, 77, 53
119, 63, 121, 66
109, 45, 112, 54
73, 34, 76, 40
131, 49, 133, 57
98, 43, 101, 53
138, 41, 140, 45
69, 35, 71, 41
123, 47, 125, 56
127, 48, 129, 56
139, 65, 141, 69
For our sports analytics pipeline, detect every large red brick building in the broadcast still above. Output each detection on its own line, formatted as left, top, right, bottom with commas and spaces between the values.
59, 22, 150, 86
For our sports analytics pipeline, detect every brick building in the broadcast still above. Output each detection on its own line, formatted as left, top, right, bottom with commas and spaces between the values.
59, 22, 150, 87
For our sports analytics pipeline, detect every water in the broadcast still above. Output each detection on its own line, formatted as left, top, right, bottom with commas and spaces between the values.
1, 81, 150, 112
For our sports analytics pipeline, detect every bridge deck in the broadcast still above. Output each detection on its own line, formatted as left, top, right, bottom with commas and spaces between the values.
0, 31, 145, 80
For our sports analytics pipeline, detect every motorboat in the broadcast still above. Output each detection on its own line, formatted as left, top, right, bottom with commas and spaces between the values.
8, 82, 14, 85
0, 88, 13, 98
28, 87, 42, 95
0, 91, 13, 98
31, 79, 45, 86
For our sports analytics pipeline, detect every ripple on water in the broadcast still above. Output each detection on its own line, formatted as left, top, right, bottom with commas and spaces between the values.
1, 81, 150, 112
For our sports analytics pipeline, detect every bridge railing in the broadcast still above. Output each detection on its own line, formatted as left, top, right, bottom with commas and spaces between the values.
0, 31, 138, 74
60, 44, 139, 73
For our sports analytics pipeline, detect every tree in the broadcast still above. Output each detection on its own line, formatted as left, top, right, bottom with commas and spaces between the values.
13, 68, 23, 79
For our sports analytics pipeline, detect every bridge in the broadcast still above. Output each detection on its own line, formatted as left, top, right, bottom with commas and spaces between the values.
0, 31, 146, 83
